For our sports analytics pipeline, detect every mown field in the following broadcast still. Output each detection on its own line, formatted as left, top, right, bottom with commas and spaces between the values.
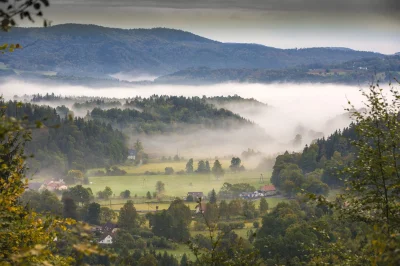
86, 160, 272, 203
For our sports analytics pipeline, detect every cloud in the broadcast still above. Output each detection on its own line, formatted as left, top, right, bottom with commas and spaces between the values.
52, 0, 400, 14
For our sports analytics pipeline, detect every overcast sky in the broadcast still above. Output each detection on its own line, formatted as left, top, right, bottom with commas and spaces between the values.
37, 0, 400, 54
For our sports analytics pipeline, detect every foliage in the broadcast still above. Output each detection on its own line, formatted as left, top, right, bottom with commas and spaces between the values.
212, 160, 224, 179
118, 200, 139, 231
209, 189, 217, 204
3, 101, 128, 172
99, 207, 116, 224
120, 189, 131, 199
156, 181, 165, 193
62, 185, 92, 205
0, 98, 101, 264
20, 189, 62, 215
218, 182, 255, 199
186, 158, 194, 173
341, 83, 400, 232
0, 0, 50, 31
164, 166, 174, 175
259, 197, 269, 214
230, 157, 244, 172
97, 186, 112, 200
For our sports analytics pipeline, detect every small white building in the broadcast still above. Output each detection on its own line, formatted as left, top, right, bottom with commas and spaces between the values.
99, 235, 113, 244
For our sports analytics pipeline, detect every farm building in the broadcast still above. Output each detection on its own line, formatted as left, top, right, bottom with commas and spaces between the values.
187, 192, 204, 200
128, 149, 137, 160
259, 185, 277, 196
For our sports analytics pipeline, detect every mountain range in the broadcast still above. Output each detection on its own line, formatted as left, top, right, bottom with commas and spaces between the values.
0, 24, 386, 77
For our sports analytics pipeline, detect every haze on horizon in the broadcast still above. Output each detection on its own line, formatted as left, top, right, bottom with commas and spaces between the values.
28, 0, 400, 54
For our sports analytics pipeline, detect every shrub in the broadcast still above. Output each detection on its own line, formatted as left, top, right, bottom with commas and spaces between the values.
253, 221, 260, 228
165, 167, 174, 175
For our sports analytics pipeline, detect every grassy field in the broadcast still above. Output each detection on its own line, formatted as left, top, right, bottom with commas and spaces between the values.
156, 244, 197, 262
86, 160, 271, 198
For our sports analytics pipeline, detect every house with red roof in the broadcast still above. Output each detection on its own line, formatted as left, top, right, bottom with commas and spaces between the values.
259, 185, 277, 196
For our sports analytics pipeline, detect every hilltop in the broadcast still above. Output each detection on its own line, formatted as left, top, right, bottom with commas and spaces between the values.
0, 24, 384, 77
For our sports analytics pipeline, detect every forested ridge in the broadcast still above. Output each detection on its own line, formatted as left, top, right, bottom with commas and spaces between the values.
0, 24, 384, 77
92, 95, 253, 133
3, 100, 128, 172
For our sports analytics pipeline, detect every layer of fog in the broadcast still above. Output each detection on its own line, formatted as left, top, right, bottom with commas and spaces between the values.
1, 79, 369, 160
110, 72, 158, 82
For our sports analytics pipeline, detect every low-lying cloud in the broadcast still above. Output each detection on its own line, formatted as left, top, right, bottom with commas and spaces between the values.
1, 79, 373, 159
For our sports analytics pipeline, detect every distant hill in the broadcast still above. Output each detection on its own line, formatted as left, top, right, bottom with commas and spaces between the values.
155, 56, 400, 85
0, 24, 385, 76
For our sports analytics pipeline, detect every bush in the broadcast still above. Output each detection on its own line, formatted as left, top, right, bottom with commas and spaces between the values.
192, 234, 212, 249
165, 167, 174, 175
253, 221, 260, 228
140, 230, 154, 238
176, 170, 185, 175
193, 221, 207, 231
217, 222, 245, 232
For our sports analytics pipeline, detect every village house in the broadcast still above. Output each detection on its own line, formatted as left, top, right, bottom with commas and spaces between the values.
99, 234, 113, 244
98, 223, 118, 245
127, 149, 136, 160
239, 191, 264, 199
259, 185, 277, 196
40, 179, 68, 192
187, 192, 204, 200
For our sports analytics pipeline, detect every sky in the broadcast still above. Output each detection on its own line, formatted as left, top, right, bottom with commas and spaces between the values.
35, 0, 400, 54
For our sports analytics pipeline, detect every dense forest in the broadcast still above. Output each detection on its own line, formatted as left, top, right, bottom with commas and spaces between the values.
3, 100, 128, 173
0, 24, 384, 77
92, 95, 252, 133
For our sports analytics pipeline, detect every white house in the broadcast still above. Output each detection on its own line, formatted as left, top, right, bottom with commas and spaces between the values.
99, 235, 113, 244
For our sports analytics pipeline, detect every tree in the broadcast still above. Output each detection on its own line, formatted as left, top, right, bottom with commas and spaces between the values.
97, 186, 113, 200
204, 203, 219, 224
229, 157, 242, 172
219, 200, 229, 219
65, 169, 84, 185
209, 189, 217, 204
156, 181, 165, 193
205, 161, 211, 173
62, 185, 92, 205
100, 207, 116, 224
180, 253, 189, 266
197, 160, 207, 173
165, 167, 174, 175
120, 189, 130, 199
118, 200, 138, 230
186, 158, 194, 173
242, 200, 257, 219
112, 229, 135, 253
138, 254, 158, 266
259, 197, 269, 214
20, 190, 62, 215
63, 197, 78, 219
146, 191, 152, 199
212, 160, 224, 179
343, 83, 400, 234
173, 154, 180, 161
0, 0, 51, 32
85, 202, 101, 225
134, 139, 144, 154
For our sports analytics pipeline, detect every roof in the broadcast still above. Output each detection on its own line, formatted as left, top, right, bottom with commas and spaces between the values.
260, 185, 276, 192
27, 182, 42, 190
102, 222, 117, 232
188, 192, 204, 195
